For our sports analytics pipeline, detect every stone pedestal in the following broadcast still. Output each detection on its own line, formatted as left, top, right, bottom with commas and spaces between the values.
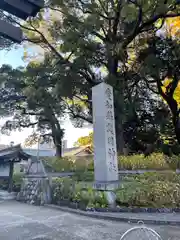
16, 176, 51, 205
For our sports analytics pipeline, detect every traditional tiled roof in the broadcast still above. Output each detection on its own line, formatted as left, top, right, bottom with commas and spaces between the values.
0, 144, 31, 162
0, 144, 8, 150
63, 145, 93, 156
23, 145, 93, 157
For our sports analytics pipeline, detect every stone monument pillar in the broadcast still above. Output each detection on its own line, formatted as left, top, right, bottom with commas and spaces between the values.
92, 82, 119, 194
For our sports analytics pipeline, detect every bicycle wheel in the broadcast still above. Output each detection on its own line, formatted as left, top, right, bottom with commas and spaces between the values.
120, 226, 163, 240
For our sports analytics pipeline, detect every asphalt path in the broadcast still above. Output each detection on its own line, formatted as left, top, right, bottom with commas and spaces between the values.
0, 201, 179, 240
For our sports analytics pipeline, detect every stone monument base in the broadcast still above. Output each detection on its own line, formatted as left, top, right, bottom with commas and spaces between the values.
93, 180, 120, 191
16, 176, 51, 206
93, 181, 120, 207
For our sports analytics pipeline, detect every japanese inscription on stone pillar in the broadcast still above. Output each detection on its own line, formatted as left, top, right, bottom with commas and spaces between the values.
92, 82, 118, 183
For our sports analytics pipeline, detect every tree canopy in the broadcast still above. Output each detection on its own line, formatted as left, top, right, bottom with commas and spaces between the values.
0, 0, 180, 156
74, 132, 93, 148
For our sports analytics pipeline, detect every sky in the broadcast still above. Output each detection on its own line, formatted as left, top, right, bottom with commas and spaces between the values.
0, 47, 92, 148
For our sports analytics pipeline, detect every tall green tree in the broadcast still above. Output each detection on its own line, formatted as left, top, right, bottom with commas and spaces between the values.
138, 37, 180, 145
0, 57, 67, 157
4, 0, 180, 153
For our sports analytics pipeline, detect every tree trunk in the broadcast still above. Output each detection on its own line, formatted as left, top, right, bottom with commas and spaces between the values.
45, 107, 64, 158
157, 77, 180, 146
167, 98, 180, 145
173, 115, 180, 145
114, 94, 125, 155
115, 117, 125, 154
50, 115, 63, 158
54, 135, 62, 157
51, 126, 63, 158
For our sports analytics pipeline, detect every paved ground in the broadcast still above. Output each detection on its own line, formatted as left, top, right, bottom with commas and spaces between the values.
0, 201, 179, 240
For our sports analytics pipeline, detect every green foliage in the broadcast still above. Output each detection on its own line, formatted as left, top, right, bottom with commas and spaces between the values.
116, 172, 180, 207
73, 171, 94, 182
128, 172, 180, 183
43, 157, 76, 172
43, 156, 91, 172
52, 172, 180, 208
119, 153, 179, 170
74, 132, 93, 147
16, 0, 180, 153
43, 153, 180, 174
12, 173, 23, 192
1, 0, 180, 156
52, 177, 74, 202
52, 177, 108, 208
0, 173, 23, 192
0, 60, 65, 156
0, 179, 8, 191
138, 37, 180, 145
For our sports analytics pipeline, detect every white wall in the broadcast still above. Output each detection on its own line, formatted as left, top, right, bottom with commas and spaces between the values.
0, 164, 9, 177
23, 148, 56, 157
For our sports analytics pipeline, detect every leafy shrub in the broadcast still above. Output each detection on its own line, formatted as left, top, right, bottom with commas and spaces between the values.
119, 153, 179, 170
0, 173, 23, 192
52, 177, 108, 208
12, 173, 23, 192
52, 177, 74, 203
116, 172, 180, 207
127, 172, 180, 183
43, 157, 94, 172
43, 157, 75, 172
44, 153, 180, 173
87, 160, 94, 171
73, 171, 94, 182
0, 179, 8, 190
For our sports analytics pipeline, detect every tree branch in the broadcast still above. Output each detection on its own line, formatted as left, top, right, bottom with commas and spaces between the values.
122, 11, 180, 48
19, 121, 38, 128
113, 0, 122, 35
129, 0, 143, 36
66, 100, 93, 123
166, 72, 179, 97
74, 95, 92, 103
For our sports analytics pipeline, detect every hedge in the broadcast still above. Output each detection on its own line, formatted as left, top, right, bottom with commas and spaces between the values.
42, 153, 180, 173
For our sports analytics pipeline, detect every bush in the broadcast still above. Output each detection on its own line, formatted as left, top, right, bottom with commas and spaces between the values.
119, 153, 180, 170
73, 171, 94, 182
126, 172, 180, 183
44, 153, 180, 173
0, 173, 23, 192
52, 177, 74, 203
116, 172, 180, 207
43, 157, 75, 172
52, 177, 108, 208
43, 157, 94, 173
0, 179, 8, 190
12, 174, 23, 192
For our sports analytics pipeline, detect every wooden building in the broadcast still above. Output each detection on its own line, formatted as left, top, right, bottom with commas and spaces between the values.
0, 144, 31, 192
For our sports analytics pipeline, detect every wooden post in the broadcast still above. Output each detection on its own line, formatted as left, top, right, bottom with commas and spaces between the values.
8, 161, 14, 193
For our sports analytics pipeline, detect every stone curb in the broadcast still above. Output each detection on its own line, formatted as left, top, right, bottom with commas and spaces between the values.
44, 204, 180, 226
